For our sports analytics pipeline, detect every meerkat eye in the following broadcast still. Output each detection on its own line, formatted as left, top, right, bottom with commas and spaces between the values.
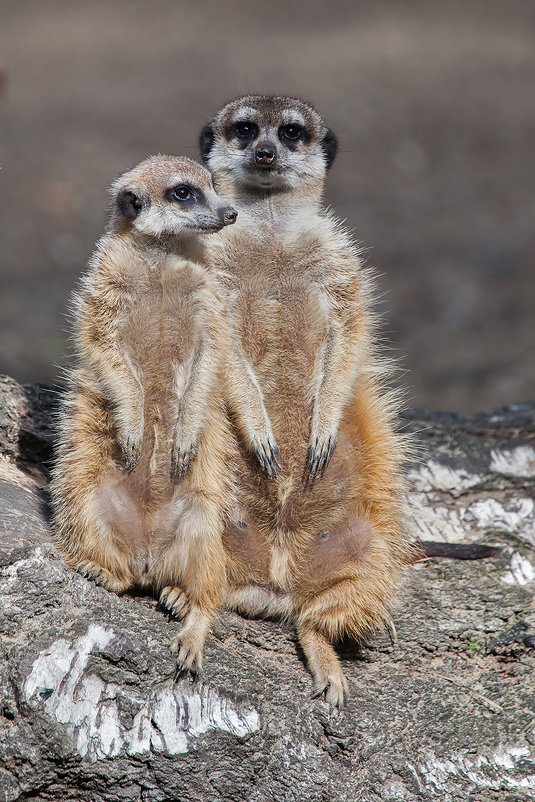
280, 123, 305, 142
170, 185, 194, 202
232, 121, 259, 141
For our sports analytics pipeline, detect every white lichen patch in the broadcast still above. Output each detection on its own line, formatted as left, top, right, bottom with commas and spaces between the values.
408, 462, 482, 497
409, 496, 466, 542
25, 624, 260, 761
502, 553, 535, 586
381, 780, 410, 799
465, 497, 535, 545
409, 494, 535, 544
492, 745, 531, 769
419, 744, 535, 799
490, 446, 535, 478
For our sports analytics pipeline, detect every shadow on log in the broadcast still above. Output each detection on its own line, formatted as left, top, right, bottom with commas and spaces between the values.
1, 374, 534, 801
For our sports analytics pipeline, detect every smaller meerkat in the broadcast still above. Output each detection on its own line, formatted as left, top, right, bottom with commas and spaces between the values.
50, 155, 278, 673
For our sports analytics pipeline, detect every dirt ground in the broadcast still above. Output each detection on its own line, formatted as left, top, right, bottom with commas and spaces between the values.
0, 0, 533, 412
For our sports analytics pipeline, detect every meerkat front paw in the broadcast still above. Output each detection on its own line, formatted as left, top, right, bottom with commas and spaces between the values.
75, 561, 130, 594
114, 408, 144, 471
305, 432, 337, 479
159, 586, 190, 620
116, 433, 142, 471
171, 432, 198, 478
250, 434, 281, 479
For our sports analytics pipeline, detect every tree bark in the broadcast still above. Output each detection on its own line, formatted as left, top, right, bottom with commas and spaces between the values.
1, 374, 534, 801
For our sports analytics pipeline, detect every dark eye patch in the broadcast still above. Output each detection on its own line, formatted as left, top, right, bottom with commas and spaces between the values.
226, 120, 259, 146
278, 123, 309, 148
165, 184, 204, 208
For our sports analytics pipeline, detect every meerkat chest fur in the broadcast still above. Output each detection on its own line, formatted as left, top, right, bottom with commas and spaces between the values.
114, 250, 211, 415
210, 216, 365, 460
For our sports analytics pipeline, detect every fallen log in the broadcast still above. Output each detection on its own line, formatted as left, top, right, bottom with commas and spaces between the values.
1, 374, 534, 801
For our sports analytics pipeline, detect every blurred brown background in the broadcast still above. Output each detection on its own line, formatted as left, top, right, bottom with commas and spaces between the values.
0, 0, 533, 412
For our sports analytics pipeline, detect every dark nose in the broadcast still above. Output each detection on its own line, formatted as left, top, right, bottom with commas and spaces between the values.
219, 206, 237, 226
255, 143, 276, 167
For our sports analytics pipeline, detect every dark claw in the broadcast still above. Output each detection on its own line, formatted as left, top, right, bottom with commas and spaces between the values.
121, 443, 140, 472
271, 443, 281, 470
172, 450, 193, 479
309, 449, 321, 479
174, 664, 189, 682
306, 436, 336, 480
254, 448, 273, 479
174, 660, 199, 682
306, 441, 317, 476
252, 440, 282, 479
160, 593, 173, 611
77, 565, 101, 584
168, 601, 187, 620
262, 444, 277, 479
325, 437, 336, 468
315, 445, 327, 477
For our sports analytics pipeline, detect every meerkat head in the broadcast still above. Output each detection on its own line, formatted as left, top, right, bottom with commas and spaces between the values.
199, 95, 338, 195
109, 155, 237, 238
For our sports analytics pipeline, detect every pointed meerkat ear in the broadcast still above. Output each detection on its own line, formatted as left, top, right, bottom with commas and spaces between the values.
199, 120, 216, 164
321, 128, 338, 170
116, 189, 143, 221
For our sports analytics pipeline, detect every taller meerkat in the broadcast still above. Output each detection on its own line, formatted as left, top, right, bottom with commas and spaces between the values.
200, 96, 411, 705
51, 155, 278, 672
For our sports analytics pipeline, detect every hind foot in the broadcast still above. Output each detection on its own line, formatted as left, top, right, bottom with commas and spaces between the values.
75, 561, 130, 594
297, 622, 349, 708
170, 629, 204, 676
169, 605, 211, 676
311, 667, 349, 708
160, 586, 190, 620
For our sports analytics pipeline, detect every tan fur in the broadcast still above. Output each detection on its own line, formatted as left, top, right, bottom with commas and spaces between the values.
50, 155, 277, 673
201, 96, 412, 705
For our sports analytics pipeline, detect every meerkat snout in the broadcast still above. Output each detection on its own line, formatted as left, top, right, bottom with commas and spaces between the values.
254, 142, 277, 168
219, 206, 238, 225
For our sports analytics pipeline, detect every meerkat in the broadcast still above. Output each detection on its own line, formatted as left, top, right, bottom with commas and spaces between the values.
50, 155, 279, 673
196, 95, 412, 706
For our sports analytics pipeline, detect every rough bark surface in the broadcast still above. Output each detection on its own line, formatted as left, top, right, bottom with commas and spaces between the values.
0, 373, 534, 802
